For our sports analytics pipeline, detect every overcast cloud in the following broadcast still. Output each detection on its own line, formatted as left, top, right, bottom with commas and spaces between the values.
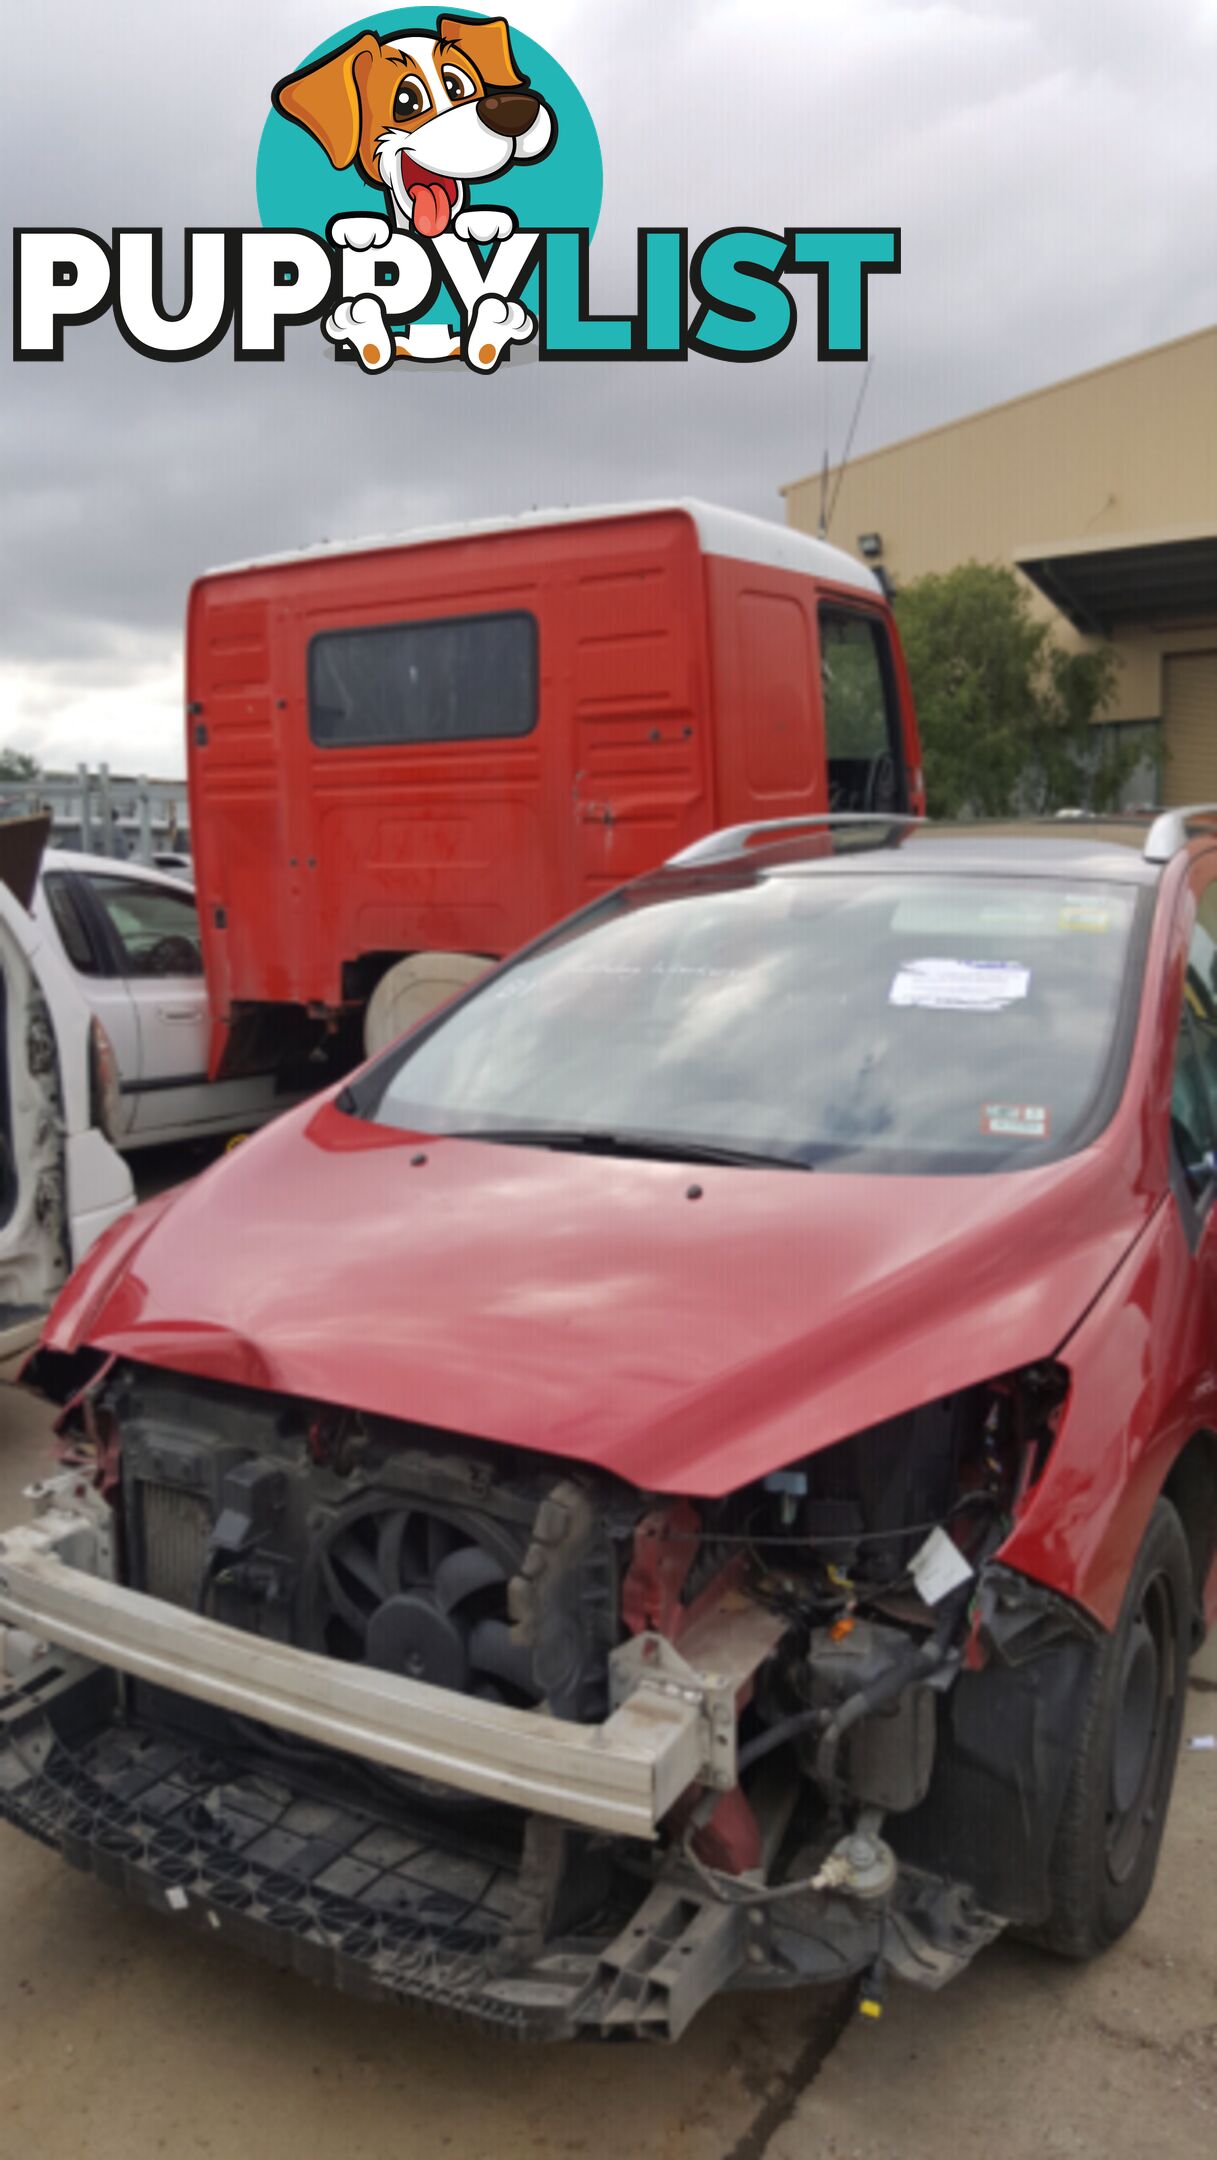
2, 0, 1215, 774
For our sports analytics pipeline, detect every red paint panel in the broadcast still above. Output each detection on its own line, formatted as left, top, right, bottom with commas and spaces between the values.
189, 513, 714, 1031
43, 851, 1216, 1637
38, 1083, 1155, 1524
736, 590, 817, 797
188, 512, 921, 1069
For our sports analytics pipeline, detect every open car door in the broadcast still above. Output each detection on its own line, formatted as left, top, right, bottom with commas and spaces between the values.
0, 817, 133, 1362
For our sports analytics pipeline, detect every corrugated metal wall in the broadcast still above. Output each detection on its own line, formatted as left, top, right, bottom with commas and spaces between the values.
1163, 652, 1217, 804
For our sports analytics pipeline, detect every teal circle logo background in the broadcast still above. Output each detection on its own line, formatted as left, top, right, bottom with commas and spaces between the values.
256, 11, 602, 247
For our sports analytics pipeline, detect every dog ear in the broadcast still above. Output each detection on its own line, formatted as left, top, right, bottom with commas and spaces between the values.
272, 33, 380, 169
438, 16, 527, 89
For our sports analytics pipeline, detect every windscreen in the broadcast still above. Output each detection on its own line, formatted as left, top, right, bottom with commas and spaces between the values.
362, 871, 1144, 1174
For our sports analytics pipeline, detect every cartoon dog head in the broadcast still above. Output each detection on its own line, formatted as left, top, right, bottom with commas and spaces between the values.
273, 15, 556, 236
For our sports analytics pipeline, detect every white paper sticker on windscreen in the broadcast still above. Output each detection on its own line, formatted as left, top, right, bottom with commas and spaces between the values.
890, 958, 1030, 1013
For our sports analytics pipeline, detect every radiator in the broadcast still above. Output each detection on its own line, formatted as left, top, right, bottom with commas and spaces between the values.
137, 1482, 212, 1610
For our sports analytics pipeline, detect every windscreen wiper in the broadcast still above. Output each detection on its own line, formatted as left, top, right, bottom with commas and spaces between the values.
438, 1128, 813, 1171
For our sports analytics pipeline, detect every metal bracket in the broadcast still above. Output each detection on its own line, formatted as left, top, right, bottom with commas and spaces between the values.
0, 1480, 112, 1690
610, 1632, 738, 1790
1, 1474, 112, 1576
609, 1594, 790, 1793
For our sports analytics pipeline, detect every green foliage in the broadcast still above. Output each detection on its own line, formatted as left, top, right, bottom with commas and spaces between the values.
0, 747, 41, 783
894, 563, 1131, 818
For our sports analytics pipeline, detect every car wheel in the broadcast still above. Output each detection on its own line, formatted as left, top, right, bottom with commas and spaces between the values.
1037, 1498, 1192, 1960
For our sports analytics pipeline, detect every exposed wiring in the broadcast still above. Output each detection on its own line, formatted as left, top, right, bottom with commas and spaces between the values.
682, 1826, 844, 1906
667, 1489, 995, 1553
686, 1596, 968, 1905
734, 1702, 828, 1775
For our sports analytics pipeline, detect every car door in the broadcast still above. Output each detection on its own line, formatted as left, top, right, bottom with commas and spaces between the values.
1167, 865, 1217, 1315
1, 847, 133, 1358
75, 869, 214, 1141
0, 884, 66, 1356
39, 868, 141, 1139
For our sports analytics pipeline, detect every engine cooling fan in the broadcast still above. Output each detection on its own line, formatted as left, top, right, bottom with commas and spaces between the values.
303, 1494, 539, 1706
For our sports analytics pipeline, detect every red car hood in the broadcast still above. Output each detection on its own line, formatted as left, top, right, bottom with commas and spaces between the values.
47, 1098, 1154, 1496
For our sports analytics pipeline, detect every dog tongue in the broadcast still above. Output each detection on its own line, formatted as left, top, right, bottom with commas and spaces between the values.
401, 153, 458, 238
411, 181, 453, 238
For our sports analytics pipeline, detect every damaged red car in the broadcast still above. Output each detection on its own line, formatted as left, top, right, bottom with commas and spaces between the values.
3, 811, 1216, 2041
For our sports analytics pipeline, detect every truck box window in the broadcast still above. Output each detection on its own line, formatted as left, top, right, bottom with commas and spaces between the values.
309, 612, 538, 749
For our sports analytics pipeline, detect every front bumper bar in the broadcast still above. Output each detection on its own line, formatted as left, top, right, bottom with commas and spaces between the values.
0, 1497, 1004, 2038
0, 1665, 759, 2040
0, 1530, 708, 1839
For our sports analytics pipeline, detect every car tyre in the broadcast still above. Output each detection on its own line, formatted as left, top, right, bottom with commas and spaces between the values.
1036, 1498, 1192, 1960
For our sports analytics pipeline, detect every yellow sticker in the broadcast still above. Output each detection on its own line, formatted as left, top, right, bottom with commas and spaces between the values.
1060, 899, 1111, 933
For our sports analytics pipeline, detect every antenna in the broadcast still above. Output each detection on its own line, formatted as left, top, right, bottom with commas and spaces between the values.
816, 367, 831, 537
825, 358, 874, 536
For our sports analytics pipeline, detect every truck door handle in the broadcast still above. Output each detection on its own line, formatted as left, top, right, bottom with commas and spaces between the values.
156, 1005, 198, 1023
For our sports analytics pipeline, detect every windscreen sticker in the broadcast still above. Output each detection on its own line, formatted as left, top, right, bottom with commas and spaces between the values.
892, 896, 1057, 936
982, 1103, 1051, 1140
1059, 898, 1113, 933
889, 958, 1030, 1012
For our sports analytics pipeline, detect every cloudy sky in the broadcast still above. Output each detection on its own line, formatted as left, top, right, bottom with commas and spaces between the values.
2, 0, 1215, 775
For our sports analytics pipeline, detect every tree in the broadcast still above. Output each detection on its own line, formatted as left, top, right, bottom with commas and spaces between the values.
893, 562, 1132, 819
0, 747, 41, 784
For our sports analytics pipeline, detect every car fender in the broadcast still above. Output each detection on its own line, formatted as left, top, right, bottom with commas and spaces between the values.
1000, 1192, 1216, 1629
38, 1188, 177, 1355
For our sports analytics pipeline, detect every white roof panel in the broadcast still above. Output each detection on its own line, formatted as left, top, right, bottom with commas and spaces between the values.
205, 500, 880, 597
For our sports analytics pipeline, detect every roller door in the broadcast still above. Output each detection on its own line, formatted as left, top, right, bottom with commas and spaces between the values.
1163, 651, 1217, 804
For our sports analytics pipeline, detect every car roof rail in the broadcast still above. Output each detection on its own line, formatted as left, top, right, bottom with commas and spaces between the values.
667, 813, 926, 870
1143, 806, 1217, 864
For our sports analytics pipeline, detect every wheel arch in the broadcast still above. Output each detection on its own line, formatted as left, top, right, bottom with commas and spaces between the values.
1161, 1425, 1217, 1639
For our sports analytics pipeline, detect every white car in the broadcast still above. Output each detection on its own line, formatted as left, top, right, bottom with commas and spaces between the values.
1, 820, 134, 1361
32, 849, 291, 1151
150, 851, 193, 880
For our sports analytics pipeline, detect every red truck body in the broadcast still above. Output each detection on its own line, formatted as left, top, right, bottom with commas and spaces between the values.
187, 502, 924, 1076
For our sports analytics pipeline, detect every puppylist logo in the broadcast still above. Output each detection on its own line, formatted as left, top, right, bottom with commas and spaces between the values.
13, 10, 900, 375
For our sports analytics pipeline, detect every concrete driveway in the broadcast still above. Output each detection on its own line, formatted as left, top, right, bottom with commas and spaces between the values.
1, 1341, 1213, 2159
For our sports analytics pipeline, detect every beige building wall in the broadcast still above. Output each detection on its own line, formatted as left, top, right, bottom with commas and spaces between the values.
782, 328, 1217, 789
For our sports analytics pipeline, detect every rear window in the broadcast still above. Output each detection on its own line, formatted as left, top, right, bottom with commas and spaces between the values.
309, 612, 538, 749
